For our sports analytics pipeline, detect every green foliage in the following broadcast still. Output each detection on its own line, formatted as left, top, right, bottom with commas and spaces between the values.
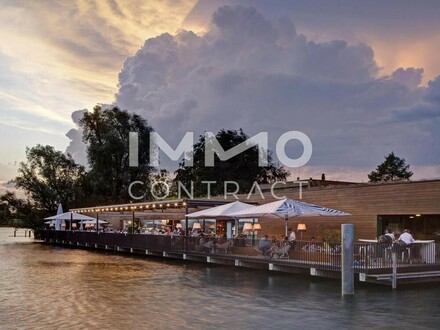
322, 228, 341, 243
0, 200, 12, 226
368, 152, 413, 182
80, 105, 154, 203
0, 192, 48, 235
174, 128, 289, 197
13, 145, 86, 212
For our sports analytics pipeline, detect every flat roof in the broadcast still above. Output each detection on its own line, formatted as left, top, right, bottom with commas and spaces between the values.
70, 199, 256, 214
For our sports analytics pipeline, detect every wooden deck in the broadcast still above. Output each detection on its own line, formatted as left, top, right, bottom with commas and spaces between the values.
40, 230, 440, 287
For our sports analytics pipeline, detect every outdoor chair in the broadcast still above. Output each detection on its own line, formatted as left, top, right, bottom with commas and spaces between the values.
402, 245, 412, 263
270, 244, 290, 259
215, 240, 232, 253
378, 235, 393, 261
392, 240, 412, 263
203, 240, 215, 253
255, 245, 271, 257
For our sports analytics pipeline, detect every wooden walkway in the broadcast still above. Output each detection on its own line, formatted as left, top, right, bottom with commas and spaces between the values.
40, 230, 440, 287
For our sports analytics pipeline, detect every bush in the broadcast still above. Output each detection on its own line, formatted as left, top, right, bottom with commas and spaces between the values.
322, 228, 341, 243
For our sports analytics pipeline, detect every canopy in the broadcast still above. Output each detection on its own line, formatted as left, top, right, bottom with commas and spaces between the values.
230, 198, 350, 236
185, 201, 255, 219
44, 204, 65, 229
45, 212, 96, 221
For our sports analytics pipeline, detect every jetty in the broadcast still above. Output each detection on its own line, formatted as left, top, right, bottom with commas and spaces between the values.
41, 230, 440, 287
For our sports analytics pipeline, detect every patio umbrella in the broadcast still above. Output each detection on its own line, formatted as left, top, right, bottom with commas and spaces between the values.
45, 211, 96, 221
185, 201, 255, 219
185, 201, 255, 236
45, 212, 96, 230
54, 204, 64, 230
230, 198, 350, 236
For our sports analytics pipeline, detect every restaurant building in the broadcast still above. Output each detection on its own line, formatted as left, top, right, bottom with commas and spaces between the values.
71, 179, 440, 242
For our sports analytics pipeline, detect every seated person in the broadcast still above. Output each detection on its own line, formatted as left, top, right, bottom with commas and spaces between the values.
385, 228, 395, 241
307, 237, 319, 252
398, 229, 415, 246
257, 235, 272, 257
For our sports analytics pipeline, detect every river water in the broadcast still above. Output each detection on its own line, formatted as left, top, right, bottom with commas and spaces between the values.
1, 227, 439, 329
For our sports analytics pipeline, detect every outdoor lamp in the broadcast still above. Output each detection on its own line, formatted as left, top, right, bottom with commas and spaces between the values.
252, 223, 262, 231
297, 223, 307, 240
192, 222, 201, 230
243, 223, 253, 232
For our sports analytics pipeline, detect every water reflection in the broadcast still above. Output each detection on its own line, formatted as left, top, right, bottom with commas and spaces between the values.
1, 228, 440, 329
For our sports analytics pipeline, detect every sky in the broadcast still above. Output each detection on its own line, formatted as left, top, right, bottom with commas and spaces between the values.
1, 0, 440, 196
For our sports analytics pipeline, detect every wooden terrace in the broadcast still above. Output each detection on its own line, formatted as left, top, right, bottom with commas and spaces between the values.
41, 230, 440, 287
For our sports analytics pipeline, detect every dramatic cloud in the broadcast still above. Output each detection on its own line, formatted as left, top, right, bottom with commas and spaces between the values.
2, 1, 434, 181
183, 0, 440, 84
0, 0, 196, 166
93, 5, 440, 180
65, 110, 88, 168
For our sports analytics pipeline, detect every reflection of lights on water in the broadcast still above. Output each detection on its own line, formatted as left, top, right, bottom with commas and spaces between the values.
267, 276, 274, 288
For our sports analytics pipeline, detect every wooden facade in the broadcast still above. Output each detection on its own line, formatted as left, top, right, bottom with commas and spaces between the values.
245, 180, 440, 241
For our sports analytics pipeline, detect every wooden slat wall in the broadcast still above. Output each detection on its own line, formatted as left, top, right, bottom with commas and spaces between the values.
243, 180, 440, 240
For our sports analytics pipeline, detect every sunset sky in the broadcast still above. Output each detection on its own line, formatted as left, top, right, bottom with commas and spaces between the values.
1, 0, 440, 194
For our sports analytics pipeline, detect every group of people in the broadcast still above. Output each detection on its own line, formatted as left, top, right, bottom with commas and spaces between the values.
382, 228, 415, 246
256, 228, 297, 258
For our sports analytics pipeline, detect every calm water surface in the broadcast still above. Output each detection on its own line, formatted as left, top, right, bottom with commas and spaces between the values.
1, 227, 440, 329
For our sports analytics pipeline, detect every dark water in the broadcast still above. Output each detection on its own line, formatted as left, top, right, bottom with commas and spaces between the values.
1, 228, 440, 329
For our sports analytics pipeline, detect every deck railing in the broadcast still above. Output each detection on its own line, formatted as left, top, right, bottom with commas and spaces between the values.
40, 231, 439, 274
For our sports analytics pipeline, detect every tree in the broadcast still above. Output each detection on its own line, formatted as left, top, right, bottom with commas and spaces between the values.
0, 198, 12, 226
0, 192, 50, 235
174, 129, 289, 197
80, 105, 154, 203
13, 145, 87, 213
368, 152, 413, 182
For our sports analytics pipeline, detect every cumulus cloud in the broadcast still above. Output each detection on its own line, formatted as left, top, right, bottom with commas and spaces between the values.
111, 6, 439, 177
391, 68, 424, 89
67, 5, 440, 180
65, 110, 88, 167
183, 0, 440, 84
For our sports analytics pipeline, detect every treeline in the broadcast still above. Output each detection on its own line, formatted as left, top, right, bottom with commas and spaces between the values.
0, 105, 288, 230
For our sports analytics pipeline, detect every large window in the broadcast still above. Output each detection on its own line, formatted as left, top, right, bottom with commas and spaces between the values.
378, 214, 440, 241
